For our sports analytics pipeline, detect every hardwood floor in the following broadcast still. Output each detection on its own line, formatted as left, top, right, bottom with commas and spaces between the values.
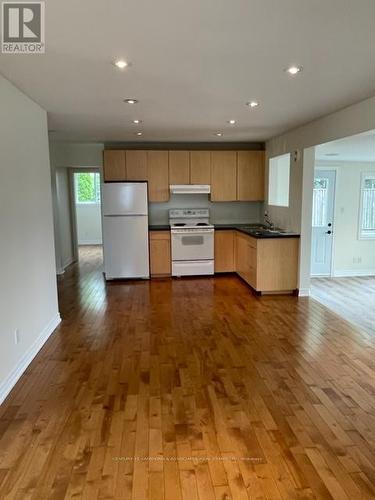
311, 276, 375, 336
1, 247, 375, 499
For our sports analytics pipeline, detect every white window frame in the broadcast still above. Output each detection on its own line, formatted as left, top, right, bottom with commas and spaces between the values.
74, 172, 101, 205
358, 172, 375, 240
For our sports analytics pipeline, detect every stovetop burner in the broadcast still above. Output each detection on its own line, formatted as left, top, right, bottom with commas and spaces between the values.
196, 222, 208, 226
173, 223, 186, 227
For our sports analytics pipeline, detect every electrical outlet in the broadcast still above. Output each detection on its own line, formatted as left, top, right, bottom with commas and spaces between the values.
14, 328, 20, 345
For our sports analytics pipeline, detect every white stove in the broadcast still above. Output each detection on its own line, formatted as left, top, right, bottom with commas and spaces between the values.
169, 209, 214, 276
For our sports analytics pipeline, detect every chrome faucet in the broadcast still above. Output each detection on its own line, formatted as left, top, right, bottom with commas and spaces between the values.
264, 211, 274, 230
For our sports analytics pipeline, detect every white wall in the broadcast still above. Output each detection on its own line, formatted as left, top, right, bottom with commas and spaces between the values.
316, 162, 375, 276
76, 203, 102, 245
0, 75, 60, 403
49, 142, 104, 271
49, 141, 104, 168
56, 168, 75, 269
266, 94, 375, 293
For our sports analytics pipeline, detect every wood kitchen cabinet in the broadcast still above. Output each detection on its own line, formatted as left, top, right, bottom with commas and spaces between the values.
211, 151, 237, 201
235, 232, 256, 287
237, 151, 265, 201
149, 231, 171, 276
169, 151, 190, 184
215, 230, 235, 272
103, 150, 126, 181
235, 231, 299, 293
125, 150, 148, 181
147, 151, 169, 202
190, 151, 211, 184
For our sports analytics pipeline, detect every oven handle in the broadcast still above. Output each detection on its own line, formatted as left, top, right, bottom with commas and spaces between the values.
171, 229, 215, 235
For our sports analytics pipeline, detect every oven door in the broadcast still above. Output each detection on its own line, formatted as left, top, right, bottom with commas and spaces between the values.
171, 230, 214, 261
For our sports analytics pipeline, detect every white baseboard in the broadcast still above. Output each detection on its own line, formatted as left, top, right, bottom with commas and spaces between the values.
333, 269, 375, 277
298, 288, 311, 297
0, 313, 61, 405
56, 256, 76, 275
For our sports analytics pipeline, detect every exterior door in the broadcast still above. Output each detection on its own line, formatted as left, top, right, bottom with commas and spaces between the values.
311, 170, 336, 276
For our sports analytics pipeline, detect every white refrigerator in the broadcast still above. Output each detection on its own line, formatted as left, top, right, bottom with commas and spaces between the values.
102, 182, 149, 279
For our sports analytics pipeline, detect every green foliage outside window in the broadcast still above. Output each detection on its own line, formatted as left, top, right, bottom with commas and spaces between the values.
75, 173, 101, 203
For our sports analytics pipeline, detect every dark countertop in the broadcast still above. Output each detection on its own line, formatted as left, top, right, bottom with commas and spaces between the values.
214, 224, 300, 239
149, 225, 170, 231
149, 223, 300, 238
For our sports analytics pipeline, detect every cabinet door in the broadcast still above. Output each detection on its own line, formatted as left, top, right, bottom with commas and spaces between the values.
190, 151, 211, 184
215, 231, 235, 272
235, 233, 248, 280
147, 151, 169, 202
211, 151, 237, 201
236, 232, 257, 287
237, 151, 265, 201
150, 231, 171, 276
126, 150, 148, 181
169, 151, 190, 184
103, 150, 126, 182
256, 238, 299, 292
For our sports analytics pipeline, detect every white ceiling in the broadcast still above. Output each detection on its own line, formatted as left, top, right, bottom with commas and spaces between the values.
316, 130, 375, 162
1, 0, 375, 143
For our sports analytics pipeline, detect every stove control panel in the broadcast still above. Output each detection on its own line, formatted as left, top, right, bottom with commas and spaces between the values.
169, 208, 209, 219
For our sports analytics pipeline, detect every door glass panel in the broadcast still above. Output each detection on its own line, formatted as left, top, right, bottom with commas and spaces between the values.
312, 178, 329, 227
181, 235, 204, 246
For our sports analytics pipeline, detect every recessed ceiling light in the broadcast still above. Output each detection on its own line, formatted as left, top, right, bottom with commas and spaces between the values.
135, 132, 143, 136
246, 101, 259, 108
114, 60, 129, 69
215, 132, 223, 137
285, 65, 302, 75
228, 119, 236, 125
124, 98, 138, 104
133, 119, 142, 124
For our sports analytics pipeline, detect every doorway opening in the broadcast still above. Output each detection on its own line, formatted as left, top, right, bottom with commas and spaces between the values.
72, 170, 103, 265
309, 131, 375, 335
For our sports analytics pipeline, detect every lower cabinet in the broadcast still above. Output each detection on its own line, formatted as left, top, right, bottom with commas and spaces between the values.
149, 231, 171, 277
235, 232, 257, 287
235, 231, 299, 293
214, 230, 235, 272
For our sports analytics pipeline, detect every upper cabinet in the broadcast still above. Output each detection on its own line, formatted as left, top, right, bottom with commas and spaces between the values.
147, 151, 169, 202
211, 151, 237, 201
237, 151, 265, 201
103, 150, 126, 181
125, 150, 148, 181
190, 151, 211, 185
103, 148, 265, 203
169, 151, 190, 184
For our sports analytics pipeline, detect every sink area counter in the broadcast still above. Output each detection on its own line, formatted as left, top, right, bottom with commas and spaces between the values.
214, 224, 300, 239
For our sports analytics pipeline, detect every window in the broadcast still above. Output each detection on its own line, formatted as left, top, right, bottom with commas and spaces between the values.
268, 153, 290, 207
312, 178, 329, 227
359, 174, 375, 239
75, 172, 101, 204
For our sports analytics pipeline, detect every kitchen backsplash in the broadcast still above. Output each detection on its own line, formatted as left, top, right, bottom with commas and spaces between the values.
149, 194, 263, 224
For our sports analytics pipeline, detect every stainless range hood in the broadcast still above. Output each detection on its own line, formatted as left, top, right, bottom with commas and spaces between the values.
170, 184, 211, 194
